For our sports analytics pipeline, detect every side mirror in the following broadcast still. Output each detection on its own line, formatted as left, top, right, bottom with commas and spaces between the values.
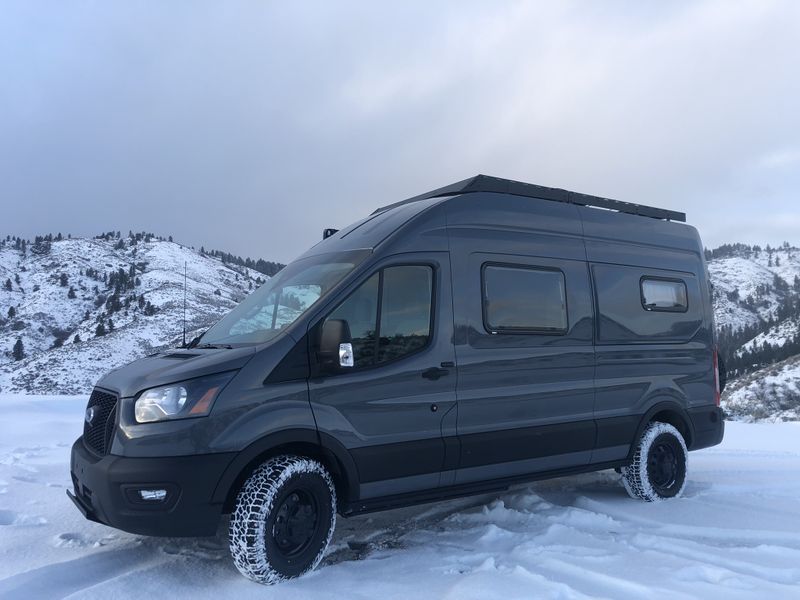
319, 319, 353, 370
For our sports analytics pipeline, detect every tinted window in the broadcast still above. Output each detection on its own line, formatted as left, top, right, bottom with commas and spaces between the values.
641, 278, 688, 311
379, 266, 432, 362
324, 265, 433, 368
326, 273, 379, 366
483, 265, 567, 333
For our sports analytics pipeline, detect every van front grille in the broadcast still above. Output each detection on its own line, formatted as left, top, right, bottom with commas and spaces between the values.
83, 389, 118, 455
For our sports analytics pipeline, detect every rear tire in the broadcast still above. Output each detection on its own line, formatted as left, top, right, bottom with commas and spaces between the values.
622, 422, 688, 501
229, 455, 336, 584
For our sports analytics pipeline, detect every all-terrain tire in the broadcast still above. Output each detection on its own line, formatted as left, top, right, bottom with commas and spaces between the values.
229, 455, 337, 584
622, 422, 688, 502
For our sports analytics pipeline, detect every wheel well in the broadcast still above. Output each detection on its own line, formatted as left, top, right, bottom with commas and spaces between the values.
649, 409, 692, 447
221, 442, 351, 513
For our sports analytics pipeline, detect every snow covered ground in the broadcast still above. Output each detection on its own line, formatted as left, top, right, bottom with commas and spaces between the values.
1, 395, 799, 600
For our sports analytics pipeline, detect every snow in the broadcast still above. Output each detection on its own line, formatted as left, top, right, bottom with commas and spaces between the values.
0, 237, 266, 394
708, 246, 800, 339
724, 355, 800, 421
2, 395, 800, 599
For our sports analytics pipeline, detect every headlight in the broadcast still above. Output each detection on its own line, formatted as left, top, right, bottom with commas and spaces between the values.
134, 371, 236, 423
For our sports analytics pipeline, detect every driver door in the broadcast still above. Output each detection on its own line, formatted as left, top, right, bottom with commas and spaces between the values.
307, 252, 457, 501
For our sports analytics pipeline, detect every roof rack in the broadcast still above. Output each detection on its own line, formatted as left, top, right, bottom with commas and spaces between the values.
372, 174, 686, 222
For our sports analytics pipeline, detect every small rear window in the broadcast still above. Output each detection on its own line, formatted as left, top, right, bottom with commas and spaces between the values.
641, 278, 688, 312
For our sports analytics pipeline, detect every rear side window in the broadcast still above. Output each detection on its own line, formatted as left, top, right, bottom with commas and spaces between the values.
641, 278, 688, 312
482, 265, 567, 333
324, 265, 433, 368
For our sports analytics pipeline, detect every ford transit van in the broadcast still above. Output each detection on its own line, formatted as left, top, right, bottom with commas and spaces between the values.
68, 175, 724, 584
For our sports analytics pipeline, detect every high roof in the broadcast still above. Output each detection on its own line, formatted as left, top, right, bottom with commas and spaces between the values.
373, 174, 686, 222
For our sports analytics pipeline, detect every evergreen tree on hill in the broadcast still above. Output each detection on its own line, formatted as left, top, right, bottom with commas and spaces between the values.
12, 338, 24, 361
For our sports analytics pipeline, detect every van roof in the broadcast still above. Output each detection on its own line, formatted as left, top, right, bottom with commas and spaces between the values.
372, 174, 686, 223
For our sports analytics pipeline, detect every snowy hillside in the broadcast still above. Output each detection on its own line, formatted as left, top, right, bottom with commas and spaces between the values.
709, 244, 800, 337
3, 234, 800, 421
723, 355, 800, 422
1, 395, 800, 599
708, 244, 800, 420
0, 234, 270, 394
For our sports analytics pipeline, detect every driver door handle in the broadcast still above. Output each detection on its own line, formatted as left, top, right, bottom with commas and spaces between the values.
422, 366, 450, 380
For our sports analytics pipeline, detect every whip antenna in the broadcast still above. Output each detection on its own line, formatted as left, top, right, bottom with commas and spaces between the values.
182, 260, 187, 347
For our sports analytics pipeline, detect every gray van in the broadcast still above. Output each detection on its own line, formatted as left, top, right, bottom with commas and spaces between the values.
68, 175, 724, 584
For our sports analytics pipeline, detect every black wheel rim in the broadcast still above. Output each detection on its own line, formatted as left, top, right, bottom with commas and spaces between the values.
647, 440, 679, 492
271, 488, 320, 558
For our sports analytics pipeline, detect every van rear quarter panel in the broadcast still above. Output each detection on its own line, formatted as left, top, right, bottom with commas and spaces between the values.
582, 210, 714, 459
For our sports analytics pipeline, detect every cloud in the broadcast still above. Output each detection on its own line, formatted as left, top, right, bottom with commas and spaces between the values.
757, 149, 800, 169
1, 0, 799, 261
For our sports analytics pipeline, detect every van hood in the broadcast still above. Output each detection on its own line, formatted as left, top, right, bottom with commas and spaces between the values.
95, 346, 258, 398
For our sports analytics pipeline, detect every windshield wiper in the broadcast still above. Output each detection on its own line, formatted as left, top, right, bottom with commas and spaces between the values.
196, 343, 234, 349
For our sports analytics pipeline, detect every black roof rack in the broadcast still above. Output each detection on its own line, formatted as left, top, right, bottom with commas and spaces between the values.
373, 174, 686, 222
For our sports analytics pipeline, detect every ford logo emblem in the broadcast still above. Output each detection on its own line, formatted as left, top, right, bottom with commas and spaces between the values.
85, 406, 96, 424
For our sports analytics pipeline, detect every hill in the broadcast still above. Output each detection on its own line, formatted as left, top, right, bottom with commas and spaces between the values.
0, 233, 274, 393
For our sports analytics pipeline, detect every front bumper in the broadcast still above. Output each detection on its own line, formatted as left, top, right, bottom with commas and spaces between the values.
68, 437, 236, 537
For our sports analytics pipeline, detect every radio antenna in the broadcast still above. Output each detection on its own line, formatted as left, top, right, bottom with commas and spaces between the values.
182, 260, 187, 347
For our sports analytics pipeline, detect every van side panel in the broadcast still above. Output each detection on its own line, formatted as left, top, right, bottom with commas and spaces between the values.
583, 217, 715, 460
446, 193, 597, 483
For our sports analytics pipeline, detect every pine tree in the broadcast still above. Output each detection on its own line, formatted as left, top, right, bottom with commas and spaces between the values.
68, 286, 76, 299
7, 306, 15, 319
3, 278, 11, 291
95, 322, 106, 337
12, 338, 24, 361
14, 273, 20, 285
60, 273, 68, 287
73, 333, 82, 344
108, 318, 115, 331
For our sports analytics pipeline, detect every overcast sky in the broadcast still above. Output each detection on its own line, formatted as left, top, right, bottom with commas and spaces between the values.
2, 1, 799, 263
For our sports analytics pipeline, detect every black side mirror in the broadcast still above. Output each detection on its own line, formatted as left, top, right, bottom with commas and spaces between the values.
318, 319, 353, 371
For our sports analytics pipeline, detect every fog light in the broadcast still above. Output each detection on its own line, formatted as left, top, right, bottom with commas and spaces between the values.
139, 489, 168, 502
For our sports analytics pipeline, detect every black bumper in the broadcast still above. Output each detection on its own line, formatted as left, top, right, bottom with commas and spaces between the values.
688, 405, 725, 451
69, 437, 236, 537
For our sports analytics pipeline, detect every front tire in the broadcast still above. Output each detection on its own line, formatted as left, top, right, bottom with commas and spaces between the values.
622, 422, 688, 501
229, 455, 336, 584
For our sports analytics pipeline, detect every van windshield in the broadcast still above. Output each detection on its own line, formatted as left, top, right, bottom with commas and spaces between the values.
199, 249, 370, 346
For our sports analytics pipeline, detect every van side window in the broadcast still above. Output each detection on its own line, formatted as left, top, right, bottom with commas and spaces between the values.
482, 264, 567, 333
641, 278, 688, 312
324, 265, 433, 368
378, 266, 433, 362
326, 273, 379, 366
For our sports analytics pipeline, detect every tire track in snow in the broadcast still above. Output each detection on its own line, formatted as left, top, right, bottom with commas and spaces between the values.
0, 544, 158, 600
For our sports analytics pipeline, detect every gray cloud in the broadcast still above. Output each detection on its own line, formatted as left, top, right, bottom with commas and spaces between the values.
2, 0, 799, 262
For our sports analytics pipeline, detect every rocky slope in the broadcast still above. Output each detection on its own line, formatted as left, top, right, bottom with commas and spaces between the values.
0, 234, 267, 393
